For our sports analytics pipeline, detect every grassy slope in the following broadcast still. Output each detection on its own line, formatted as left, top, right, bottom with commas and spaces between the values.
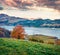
0, 38, 60, 55
28, 35, 56, 44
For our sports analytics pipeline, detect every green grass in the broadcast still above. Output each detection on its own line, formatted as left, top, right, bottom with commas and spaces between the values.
0, 38, 60, 55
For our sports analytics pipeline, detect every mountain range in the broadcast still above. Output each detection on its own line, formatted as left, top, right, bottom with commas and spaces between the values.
0, 14, 60, 28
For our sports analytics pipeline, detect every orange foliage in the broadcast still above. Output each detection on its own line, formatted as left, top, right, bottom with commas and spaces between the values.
10, 25, 25, 39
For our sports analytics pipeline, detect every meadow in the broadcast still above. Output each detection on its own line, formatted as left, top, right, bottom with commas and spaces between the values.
0, 38, 60, 55
27, 35, 57, 44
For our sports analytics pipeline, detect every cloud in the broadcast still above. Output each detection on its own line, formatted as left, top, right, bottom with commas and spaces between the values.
0, 0, 60, 11
0, 6, 3, 10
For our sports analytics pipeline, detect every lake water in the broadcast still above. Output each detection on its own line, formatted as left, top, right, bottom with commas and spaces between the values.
0, 26, 60, 39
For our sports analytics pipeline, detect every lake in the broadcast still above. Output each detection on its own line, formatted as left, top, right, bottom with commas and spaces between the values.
0, 26, 60, 39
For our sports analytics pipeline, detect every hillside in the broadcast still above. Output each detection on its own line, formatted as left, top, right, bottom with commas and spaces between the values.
0, 38, 60, 55
0, 27, 10, 38
0, 14, 60, 28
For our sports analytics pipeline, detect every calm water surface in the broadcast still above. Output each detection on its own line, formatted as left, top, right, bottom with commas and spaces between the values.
0, 26, 60, 39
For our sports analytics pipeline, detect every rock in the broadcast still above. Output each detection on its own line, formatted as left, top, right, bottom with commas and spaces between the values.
0, 27, 10, 38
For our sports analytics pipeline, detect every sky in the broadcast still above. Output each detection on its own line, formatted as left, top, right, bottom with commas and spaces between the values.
0, 0, 60, 20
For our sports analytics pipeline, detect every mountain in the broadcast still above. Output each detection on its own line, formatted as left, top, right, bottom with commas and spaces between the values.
0, 0, 60, 10
0, 14, 60, 28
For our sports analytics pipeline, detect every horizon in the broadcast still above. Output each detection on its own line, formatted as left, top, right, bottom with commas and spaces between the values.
0, 8, 60, 20
0, 13, 60, 20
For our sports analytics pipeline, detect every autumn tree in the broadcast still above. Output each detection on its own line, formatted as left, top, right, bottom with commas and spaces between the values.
10, 25, 25, 39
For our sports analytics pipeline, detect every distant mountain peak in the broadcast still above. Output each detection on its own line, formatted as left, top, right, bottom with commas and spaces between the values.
0, 14, 8, 18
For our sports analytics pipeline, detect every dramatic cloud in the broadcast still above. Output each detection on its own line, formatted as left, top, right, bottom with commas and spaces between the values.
0, 0, 60, 19
0, 0, 60, 10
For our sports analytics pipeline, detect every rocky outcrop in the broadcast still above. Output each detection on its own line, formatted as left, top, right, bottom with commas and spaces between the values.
0, 27, 10, 38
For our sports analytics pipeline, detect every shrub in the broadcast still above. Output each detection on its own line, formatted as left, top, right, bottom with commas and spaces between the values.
10, 25, 25, 39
